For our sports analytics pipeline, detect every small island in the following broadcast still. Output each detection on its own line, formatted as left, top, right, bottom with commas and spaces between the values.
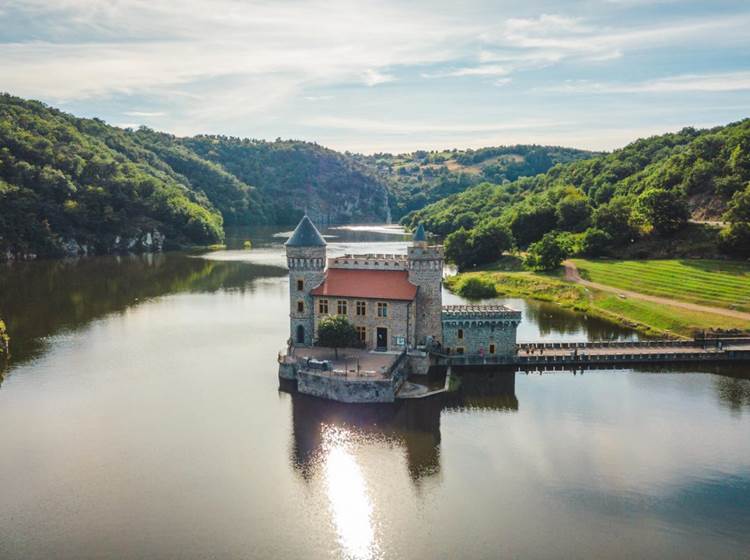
278, 216, 520, 402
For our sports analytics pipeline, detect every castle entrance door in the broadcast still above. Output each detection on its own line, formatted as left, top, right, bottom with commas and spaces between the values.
376, 327, 388, 351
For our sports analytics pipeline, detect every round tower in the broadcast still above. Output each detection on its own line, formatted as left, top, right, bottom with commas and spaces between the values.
285, 215, 327, 346
407, 224, 444, 346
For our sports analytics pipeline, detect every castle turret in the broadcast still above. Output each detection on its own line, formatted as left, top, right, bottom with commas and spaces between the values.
407, 224, 444, 345
286, 216, 326, 346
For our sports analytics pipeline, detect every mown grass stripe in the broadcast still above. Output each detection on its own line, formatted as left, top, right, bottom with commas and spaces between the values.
572, 259, 750, 312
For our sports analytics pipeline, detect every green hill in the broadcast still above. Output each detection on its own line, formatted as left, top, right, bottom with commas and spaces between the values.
181, 135, 389, 225
404, 119, 750, 264
0, 94, 389, 259
354, 145, 595, 219
0, 95, 227, 258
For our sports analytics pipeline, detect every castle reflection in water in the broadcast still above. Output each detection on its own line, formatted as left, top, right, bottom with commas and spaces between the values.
283, 370, 518, 482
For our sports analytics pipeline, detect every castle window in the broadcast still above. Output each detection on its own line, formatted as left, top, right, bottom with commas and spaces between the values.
297, 300, 304, 313
319, 299, 329, 314
377, 302, 388, 318
337, 300, 348, 315
456, 347, 464, 355
356, 326, 367, 344
489, 344, 496, 354
297, 279, 304, 291
457, 328, 464, 339
356, 301, 366, 316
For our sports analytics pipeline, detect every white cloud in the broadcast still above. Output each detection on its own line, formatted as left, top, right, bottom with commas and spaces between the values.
482, 12, 750, 68
422, 64, 509, 79
123, 111, 166, 117
302, 115, 565, 135
544, 71, 750, 94
362, 69, 395, 87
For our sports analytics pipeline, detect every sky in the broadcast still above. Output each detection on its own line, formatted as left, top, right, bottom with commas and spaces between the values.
1, 0, 750, 154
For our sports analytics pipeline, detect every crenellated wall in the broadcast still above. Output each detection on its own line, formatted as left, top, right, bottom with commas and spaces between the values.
328, 254, 408, 270
442, 305, 521, 357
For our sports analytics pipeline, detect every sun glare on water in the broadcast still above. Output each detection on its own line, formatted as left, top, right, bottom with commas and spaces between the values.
322, 426, 379, 560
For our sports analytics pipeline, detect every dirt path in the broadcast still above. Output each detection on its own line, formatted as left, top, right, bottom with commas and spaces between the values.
563, 260, 750, 321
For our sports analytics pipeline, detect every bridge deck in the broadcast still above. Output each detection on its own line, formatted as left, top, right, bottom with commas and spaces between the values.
435, 339, 750, 368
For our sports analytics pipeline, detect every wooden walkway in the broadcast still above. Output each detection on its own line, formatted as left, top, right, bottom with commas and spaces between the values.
434, 338, 750, 369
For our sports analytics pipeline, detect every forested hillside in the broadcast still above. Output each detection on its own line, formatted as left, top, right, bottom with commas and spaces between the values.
3, 93, 747, 264
404, 119, 750, 268
181, 135, 389, 225
0, 95, 388, 259
0, 95, 227, 258
354, 145, 594, 219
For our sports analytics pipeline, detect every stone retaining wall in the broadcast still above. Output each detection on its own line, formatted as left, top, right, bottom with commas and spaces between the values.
296, 371, 399, 403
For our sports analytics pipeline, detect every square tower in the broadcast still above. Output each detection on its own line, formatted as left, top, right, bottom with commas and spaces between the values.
407, 225, 444, 345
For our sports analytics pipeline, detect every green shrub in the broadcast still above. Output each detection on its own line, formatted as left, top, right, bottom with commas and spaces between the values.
316, 315, 362, 357
0, 319, 9, 359
524, 232, 568, 271
450, 275, 498, 299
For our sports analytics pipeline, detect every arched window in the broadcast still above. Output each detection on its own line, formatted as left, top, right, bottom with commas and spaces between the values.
296, 325, 305, 344
297, 300, 304, 313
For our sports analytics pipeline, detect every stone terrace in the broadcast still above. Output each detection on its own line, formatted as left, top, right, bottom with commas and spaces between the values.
288, 346, 400, 379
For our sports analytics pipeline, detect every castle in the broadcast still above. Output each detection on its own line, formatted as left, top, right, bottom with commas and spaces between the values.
280, 215, 521, 402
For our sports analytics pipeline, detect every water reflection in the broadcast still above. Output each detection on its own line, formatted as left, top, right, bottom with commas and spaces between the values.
286, 370, 520, 483
445, 370, 519, 411
288, 392, 443, 482
523, 300, 643, 341
322, 426, 378, 560
0, 253, 286, 364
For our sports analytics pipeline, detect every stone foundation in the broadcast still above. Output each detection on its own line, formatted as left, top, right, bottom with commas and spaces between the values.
297, 370, 405, 403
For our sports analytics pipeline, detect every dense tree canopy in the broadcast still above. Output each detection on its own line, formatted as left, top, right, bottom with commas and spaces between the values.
405, 118, 750, 265
0, 95, 389, 258
354, 145, 595, 219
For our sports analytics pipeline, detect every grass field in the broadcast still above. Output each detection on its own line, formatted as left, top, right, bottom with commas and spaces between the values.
573, 259, 750, 313
446, 269, 750, 338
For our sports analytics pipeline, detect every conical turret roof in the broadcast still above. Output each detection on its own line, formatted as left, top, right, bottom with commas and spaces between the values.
285, 215, 326, 246
413, 223, 427, 242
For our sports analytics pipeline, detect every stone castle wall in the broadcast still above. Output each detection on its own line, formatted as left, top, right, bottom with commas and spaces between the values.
287, 245, 326, 346
408, 245, 444, 345
313, 297, 415, 351
296, 371, 400, 403
442, 306, 521, 357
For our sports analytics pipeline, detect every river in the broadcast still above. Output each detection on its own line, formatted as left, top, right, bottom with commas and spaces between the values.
0, 226, 748, 560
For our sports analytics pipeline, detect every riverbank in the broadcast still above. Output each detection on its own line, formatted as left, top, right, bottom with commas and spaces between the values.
0, 318, 8, 362
446, 268, 750, 339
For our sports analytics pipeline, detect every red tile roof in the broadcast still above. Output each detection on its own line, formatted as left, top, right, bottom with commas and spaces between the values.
310, 268, 417, 301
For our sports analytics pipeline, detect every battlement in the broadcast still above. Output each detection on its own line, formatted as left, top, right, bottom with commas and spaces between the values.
442, 304, 521, 321
329, 254, 409, 270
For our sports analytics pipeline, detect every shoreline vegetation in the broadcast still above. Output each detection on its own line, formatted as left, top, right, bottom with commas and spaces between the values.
446, 257, 750, 339
0, 319, 8, 363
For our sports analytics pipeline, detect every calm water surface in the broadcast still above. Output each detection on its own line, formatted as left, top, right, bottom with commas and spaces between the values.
1, 226, 749, 560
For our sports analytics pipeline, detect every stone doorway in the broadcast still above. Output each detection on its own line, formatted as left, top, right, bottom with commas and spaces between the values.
376, 327, 388, 351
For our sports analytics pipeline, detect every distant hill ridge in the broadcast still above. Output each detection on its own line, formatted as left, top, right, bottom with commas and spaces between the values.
0, 94, 592, 259
3, 93, 746, 261
403, 118, 750, 261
